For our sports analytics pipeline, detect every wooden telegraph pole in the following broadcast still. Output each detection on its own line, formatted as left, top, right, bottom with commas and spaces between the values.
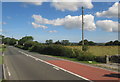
82, 7, 84, 51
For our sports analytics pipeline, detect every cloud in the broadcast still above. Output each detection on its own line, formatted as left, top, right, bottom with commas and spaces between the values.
96, 20, 119, 32
3, 0, 48, 2
26, 2, 43, 6
32, 22, 48, 29
95, 2, 119, 18
32, 14, 96, 31
48, 30, 58, 33
51, 0, 93, 11
20, 0, 48, 6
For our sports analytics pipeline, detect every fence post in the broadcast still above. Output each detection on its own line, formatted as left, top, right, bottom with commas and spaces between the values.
106, 55, 109, 64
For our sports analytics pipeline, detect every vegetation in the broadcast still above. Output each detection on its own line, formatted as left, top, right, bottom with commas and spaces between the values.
1, 35, 119, 63
0, 45, 2, 64
105, 40, 120, 46
66, 46, 119, 56
0, 56, 2, 64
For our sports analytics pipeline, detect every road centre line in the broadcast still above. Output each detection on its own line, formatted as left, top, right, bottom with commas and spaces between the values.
18, 50, 92, 81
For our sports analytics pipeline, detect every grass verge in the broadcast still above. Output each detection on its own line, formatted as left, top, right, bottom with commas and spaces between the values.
49, 55, 119, 72
0, 56, 2, 64
51, 55, 101, 64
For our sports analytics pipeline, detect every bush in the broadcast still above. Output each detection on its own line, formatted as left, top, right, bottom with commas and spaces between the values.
16, 42, 108, 63
29, 44, 80, 58
77, 52, 96, 61
109, 55, 120, 63
62, 48, 74, 58
63, 48, 81, 58
23, 41, 36, 50
29, 43, 45, 53
42, 45, 65, 56
82, 45, 89, 52
73, 49, 82, 58
15, 45, 24, 49
95, 56, 106, 63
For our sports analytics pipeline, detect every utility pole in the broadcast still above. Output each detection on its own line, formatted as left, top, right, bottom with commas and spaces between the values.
82, 7, 84, 50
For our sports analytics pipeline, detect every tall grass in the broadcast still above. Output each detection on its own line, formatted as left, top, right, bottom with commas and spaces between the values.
66, 46, 119, 56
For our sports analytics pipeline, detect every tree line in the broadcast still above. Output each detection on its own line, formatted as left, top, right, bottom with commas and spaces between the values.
0, 35, 119, 63
0, 35, 120, 46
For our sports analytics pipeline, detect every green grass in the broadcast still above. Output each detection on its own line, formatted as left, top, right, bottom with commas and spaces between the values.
66, 46, 119, 56
51, 55, 101, 64
0, 45, 2, 64
0, 56, 2, 64
0, 48, 2, 51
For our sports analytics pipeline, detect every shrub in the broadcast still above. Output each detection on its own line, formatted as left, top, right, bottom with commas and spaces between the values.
23, 41, 37, 50
15, 45, 24, 49
42, 45, 65, 56
41, 45, 81, 58
109, 55, 120, 63
73, 48, 82, 58
62, 48, 74, 58
82, 45, 89, 52
63, 48, 81, 58
77, 52, 96, 61
95, 56, 106, 63
29, 43, 45, 53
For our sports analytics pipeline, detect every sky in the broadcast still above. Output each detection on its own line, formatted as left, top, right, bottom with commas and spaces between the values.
1, 1, 119, 43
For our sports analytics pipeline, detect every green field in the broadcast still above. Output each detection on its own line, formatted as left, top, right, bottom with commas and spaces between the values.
66, 46, 119, 56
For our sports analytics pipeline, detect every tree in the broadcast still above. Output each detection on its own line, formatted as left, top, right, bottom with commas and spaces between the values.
2, 37, 11, 44
0, 35, 4, 44
54, 40, 61, 44
105, 41, 113, 46
88, 41, 96, 45
18, 36, 33, 45
46, 39, 53, 44
9, 38, 17, 45
113, 40, 119, 45
23, 41, 36, 50
61, 40, 70, 46
79, 39, 89, 45
2, 37, 17, 45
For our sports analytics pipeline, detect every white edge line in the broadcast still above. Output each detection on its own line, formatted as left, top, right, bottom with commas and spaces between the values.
18, 51, 92, 81
2, 53, 11, 79
53, 67, 60, 70
3, 64, 6, 79
2, 53, 4, 56
44, 54, 119, 73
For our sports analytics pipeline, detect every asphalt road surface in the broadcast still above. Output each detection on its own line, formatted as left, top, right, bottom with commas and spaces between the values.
3, 46, 86, 80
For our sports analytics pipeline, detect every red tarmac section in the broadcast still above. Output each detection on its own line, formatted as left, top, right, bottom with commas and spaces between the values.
47, 60, 120, 81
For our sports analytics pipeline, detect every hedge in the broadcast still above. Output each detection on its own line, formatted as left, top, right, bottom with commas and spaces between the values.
15, 43, 108, 63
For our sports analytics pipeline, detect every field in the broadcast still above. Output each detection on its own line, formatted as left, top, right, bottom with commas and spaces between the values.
66, 46, 119, 56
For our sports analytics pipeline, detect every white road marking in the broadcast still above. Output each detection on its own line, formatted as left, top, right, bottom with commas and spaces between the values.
18, 50, 92, 81
2, 53, 4, 56
3, 64, 6, 79
53, 67, 60, 70
6, 66, 11, 76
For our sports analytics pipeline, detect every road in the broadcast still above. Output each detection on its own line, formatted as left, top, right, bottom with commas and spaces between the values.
3, 46, 86, 80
